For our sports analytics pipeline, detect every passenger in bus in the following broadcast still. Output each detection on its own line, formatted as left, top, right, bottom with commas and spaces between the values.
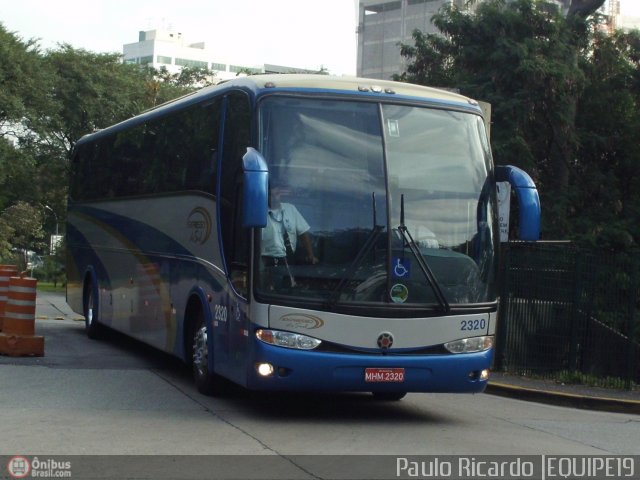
261, 180, 318, 268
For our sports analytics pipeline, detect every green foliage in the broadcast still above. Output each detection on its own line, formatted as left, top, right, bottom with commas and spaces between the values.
1, 201, 45, 248
35, 282, 66, 294
398, 0, 584, 175
0, 23, 45, 133
155, 66, 218, 89
0, 137, 38, 210
574, 30, 640, 249
38, 45, 154, 156
32, 236, 66, 286
0, 201, 46, 268
554, 370, 635, 390
3, 8, 638, 252
33, 255, 65, 287
0, 216, 14, 260
0, 26, 203, 258
397, 0, 638, 247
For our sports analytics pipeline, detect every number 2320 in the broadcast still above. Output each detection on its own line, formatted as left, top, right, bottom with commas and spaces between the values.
460, 319, 486, 331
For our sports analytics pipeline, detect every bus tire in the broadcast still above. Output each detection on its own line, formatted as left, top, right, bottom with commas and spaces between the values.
83, 279, 103, 339
372, 391, 407, 401
191, 309, 218, 396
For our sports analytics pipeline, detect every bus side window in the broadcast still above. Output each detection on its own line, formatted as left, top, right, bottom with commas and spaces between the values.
184, 100, 221, 192
70, 143, 91, 202
113, 125, 145, 197
71, 138, 113, 202
220, 91, 251, 297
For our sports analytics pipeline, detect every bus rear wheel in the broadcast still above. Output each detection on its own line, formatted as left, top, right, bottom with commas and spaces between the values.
83, 280, 103, 339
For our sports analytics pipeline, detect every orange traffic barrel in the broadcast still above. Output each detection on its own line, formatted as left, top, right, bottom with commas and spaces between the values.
0, 265, 18, 332
0, 275, 44, 356
4, 276, 38, 335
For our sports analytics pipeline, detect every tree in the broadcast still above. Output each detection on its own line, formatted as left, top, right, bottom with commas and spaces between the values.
36, 46, 155, 157
36, 46, 208, 156
573, 30, 640, 248
0, 216, 14, 261
547, 0, 605, 235
0, 28, 212, 266
397, 0, 606, 239
7, 46, 156, 247
26, 46, 201, 238
0, 202, 45, 268
568, 0, 607, 18
0, 137, 38, 212
0, 23, 46, 138
155, 66, 218, 88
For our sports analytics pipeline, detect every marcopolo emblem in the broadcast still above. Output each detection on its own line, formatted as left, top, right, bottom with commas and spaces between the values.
377, 332, 394, 350
187, 207, 212, 245
280, 314, 325, 329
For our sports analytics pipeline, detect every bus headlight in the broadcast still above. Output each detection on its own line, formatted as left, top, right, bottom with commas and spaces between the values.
256, 329, 322, 350
444, 336, 494, 354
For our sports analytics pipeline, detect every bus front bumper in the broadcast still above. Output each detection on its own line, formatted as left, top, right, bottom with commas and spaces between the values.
247, 340, 493, 393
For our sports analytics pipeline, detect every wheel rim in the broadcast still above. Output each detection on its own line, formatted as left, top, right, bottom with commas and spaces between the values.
193, 325, 209, 378
87, 290, 94, 325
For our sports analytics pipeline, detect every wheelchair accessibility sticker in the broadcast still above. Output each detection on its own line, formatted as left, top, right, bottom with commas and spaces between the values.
392, 257, 411, 279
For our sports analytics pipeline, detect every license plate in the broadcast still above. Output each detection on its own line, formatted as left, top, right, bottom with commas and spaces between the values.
364, 368, 405, 383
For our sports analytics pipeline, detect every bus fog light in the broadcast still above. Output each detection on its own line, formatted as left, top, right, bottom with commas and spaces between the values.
256, 362, 274, 377
444, 336, 494, 354
480, 369, 490, 381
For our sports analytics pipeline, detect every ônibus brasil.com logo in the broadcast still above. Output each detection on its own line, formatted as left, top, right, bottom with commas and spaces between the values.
7, 456, 30, 478
7, 456, 72, 478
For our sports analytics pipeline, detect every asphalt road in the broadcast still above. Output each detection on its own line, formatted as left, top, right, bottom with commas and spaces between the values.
0, 292, 638, 478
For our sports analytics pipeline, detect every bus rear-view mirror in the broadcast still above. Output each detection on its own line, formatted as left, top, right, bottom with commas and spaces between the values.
242, 148, 269, 228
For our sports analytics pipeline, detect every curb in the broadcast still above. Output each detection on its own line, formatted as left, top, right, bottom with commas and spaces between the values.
36, 315, 77, 321
486, 382, 640, 415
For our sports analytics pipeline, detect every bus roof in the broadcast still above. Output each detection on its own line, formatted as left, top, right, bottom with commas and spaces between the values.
155, 74, 477, 112
229, 74, 474, 103
76, 74, 479, 145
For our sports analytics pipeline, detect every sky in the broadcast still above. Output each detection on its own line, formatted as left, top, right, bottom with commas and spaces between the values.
1, 0, 638, 77
0, 0, 360, 75
620, 0, 640, 16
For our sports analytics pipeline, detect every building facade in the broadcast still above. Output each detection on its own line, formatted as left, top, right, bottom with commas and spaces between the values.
123, 29, 314, 82
356, 0, 635, 81
356, 0, 468, 80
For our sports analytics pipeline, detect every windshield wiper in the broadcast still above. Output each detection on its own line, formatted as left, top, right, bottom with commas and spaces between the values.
397, 194, 450, 313
327, 193, 383, 307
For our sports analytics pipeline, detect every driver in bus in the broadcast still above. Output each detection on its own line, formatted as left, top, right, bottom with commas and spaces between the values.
261, 180, 318, 269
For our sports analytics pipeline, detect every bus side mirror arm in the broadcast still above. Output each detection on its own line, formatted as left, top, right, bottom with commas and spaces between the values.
242, 148, 269, 228
495, 165, 541, 241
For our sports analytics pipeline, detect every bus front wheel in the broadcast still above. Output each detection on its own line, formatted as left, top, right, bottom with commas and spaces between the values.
191, 312, 218, 396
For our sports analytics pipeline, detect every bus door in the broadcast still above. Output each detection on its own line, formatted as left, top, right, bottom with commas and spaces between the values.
215, 91, 252, 382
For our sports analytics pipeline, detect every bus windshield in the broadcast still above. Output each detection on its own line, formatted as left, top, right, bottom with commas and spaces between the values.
256, 96, 498, 311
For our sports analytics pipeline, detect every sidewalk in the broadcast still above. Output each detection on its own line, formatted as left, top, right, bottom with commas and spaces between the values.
27, 291, 640, 414
35, 290, 84, 322
487, 371, 640, 415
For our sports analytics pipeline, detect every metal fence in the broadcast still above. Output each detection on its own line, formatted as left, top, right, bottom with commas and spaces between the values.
495, 242, 640, 389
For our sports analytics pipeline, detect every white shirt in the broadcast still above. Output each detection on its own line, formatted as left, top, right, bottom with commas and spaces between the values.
261, 203, 310, 257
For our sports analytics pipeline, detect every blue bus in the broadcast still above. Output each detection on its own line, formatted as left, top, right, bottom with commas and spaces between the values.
67, 75, 540, 399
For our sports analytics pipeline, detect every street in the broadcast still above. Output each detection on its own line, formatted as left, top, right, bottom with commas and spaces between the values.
0, 292, 638, 479
0, 293, 637, 458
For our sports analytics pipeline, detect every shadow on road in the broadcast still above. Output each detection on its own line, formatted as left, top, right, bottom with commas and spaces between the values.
97, 324, 456, 424
6, 318, 459, 425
